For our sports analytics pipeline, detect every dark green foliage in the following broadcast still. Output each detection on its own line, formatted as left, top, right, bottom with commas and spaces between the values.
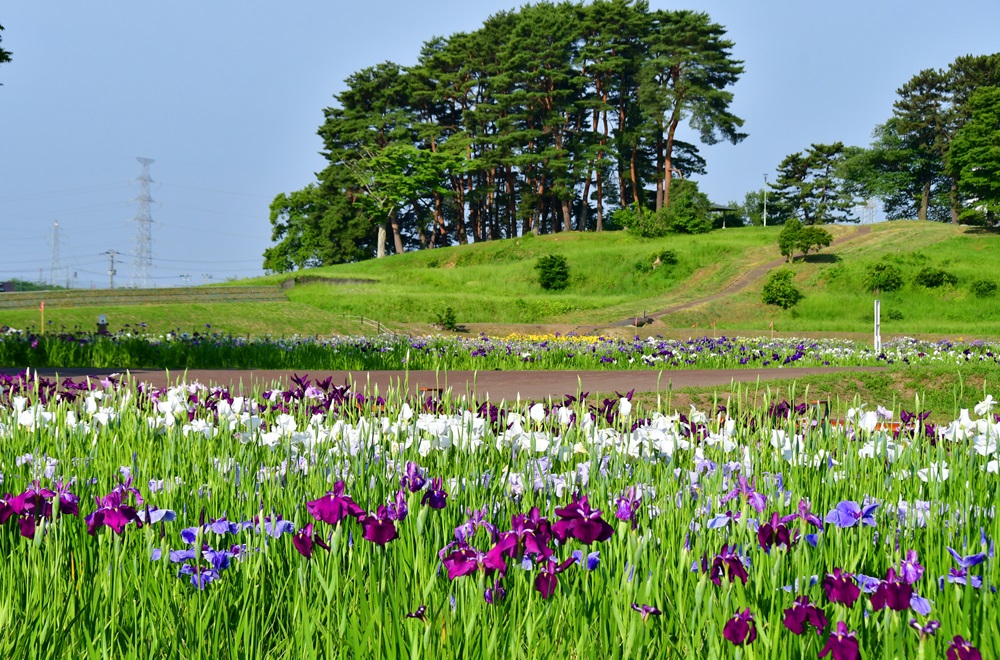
761, 269, 803, 309
777, 218, 802, 261
656, 179, 713, 234
948, 87, 1000, 225
770, 143, 859, 224
434, 307, 459, 331
797, 226, 834, 257
913, 266, 958, 288
616, 205, 667, 238
535, 254, 570, 290
655, 249, 678, 266
864, 263, 904, 293
971, 279, 998, 298
633, 249, 678, 275
0, 24, 10, 83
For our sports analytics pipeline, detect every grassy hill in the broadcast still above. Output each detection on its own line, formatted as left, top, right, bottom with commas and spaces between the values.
3, 221, 998, 337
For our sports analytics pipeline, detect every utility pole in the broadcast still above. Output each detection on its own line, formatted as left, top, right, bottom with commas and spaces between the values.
103, 250, 120, 289
762, 174, 769, 227
50, 220, 61, 286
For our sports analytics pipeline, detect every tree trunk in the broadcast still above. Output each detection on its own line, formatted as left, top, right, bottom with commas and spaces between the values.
663, 118, 679, 209
596, 167, 604, 232
950, 178, 959, 224
630, 145, 641, 211
655, 126, 664, 211
562, 199, 572, 233
390, 208, 404, 254
376, 221, 388, 259
919, 180, 930, 221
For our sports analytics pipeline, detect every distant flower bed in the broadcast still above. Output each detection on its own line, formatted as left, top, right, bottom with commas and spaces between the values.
0, 371, 996, 656
3, 326, 1000, 371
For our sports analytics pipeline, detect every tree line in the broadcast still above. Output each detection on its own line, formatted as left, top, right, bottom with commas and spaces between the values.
756, 53, 1000, 227
264, 0, 745, 270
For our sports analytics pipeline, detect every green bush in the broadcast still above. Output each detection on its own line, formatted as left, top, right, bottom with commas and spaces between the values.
655, 249, 678, 266
913, 267, 957, 288
761, 269, 803, 309
434, 306, 458, 331
535, 254, 570, 290
633, 260, 653, 275
778, 219, 802, 261
658, 180, 713, 234
615, 204, 666, 238
863, 262, 904, 293
971, 279, 998, 298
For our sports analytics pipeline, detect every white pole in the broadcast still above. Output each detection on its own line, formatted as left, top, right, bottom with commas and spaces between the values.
874, 299, 881, 353
762, 174, 768, 227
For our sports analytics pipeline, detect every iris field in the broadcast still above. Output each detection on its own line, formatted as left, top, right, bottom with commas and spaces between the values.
1, 369, 997, 659
5, 327, 1000, 372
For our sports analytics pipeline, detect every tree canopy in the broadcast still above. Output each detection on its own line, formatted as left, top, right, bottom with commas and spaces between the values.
948, 86, 1000, 225
0, 24, 12, 83
265, 1, 745, 270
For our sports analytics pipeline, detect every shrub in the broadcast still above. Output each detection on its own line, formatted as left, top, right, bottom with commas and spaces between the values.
434, 307, 458, 331
658, 180, 713, 234
778, 219, 802, 261
913, 267, 957, 288
633, 260, 653, 275
761, 269, 803, 309
797, 226, 834, 256
535, 254, 570, 290
863, 262, 904, 293
611, 204, 661, 237
971, 279, 998, 298
655, 249, 678, 266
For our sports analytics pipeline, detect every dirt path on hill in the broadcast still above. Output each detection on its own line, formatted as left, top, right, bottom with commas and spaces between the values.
606, 225, 873, 328
3, 366, 885, 401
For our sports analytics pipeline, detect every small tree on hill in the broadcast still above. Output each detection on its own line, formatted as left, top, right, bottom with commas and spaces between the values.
778, 218, 802, 261
536, 254, 570, 290
797, 226, 833, 257
762, 269, 803, 309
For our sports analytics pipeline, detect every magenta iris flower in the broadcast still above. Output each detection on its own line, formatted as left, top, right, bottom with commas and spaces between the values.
359, 505, 398, 545
630, 603, 661, 621
85, 491, 143, 535
720, 475, 767, 513
870, 567, 913, 612
819, 622, 860, 660
484, 508, 554, 573
825, 500, 878, 528
306, 480, 365, 525
442, 544, 491, 580
822, 568, 861, 607
484, 580, 506, 605
421, 478, 448, 510
552, 494, 614, 545
534, 556, 576, 599
699, 544, 749, 585
782, 596, 827, 635
946, 636, 982, 660
293, 523, 330, 559
723, 608, 757, 645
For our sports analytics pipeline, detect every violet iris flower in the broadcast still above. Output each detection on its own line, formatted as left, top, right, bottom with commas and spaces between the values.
552, 494, 614, 545
405, 606, 427, 623
946, 636, 982, 660
706, 510, 740, 530
944, 547, 986, 588
630, 603, 661, 621
720, 475, 767, 513
870, 567, 913, 612
723, 608, 757, 645
292, 522, 330, 559
359, 505, 398, 545
571, 549, 600, 571
780, 498, 823, 528
484, 580, 506, 605
819, 622, 860, 660
484, 508, 554, 573
782, 596, 827, 635
908, 619, 940, 639
306, 480, 365, 525
400, 462, 426, 493
421, 478, 448, 510
534, 556, 576, 599
822, 568, 861, 607
614, 487, 641, 528
899, 549, 924, 584
825, 500, 878, 528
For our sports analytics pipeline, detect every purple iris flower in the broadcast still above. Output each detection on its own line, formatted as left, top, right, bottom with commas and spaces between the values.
946, 636, 982, 660
484, 508, 554, 573
909, 618, 940, 639
262, 515, 296, 538
400, 462, 427, 493
899, 549, 924, 584
359, 505, 398, 545
484, 580, 506, 605
871, 567, 913, 612
757, 512, 799, 552
780, 498, 823, 528
947, 547, 987, 569
534, 556, 576, 599
723, 608, 757, 646
421, 478, 448, 510
943, 547, 986, 588
552, 494, 614, 545
825, 500, 878, 528
85, 491, 143, 535
442, 544, 491, 580
909, 593, 933, 616
571, 549, 600, 571
405, 605, 427, 623
387, 489, 408, 522
706, 510, 740, 530
819, 622, 860, 660
454, 508, 498, 545
698, 544, 749, 585
822, 568, 861, 607
720, 475, 767, 513
630, 603, 661, 621
782, 596, 827, 635
306, 480, 365, 526
614, 487, 641, 528
178, 564, 220, 590
292, 522, 330, 559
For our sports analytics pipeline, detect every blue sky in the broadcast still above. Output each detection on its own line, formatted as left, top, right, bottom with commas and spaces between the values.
1, 1, 998, 287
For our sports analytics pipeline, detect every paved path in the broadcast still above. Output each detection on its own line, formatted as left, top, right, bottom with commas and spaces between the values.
611, 225, 873, 327
2, 366, 886, 400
